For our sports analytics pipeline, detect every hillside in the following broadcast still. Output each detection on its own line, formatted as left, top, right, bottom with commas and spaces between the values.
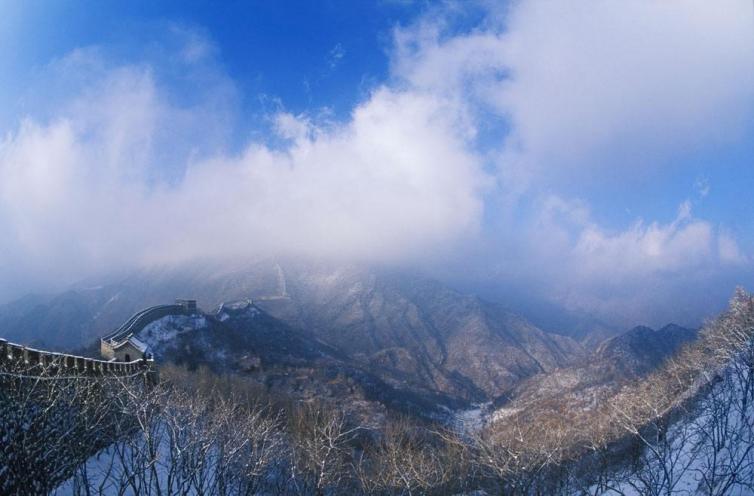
595, 323, 698, 376
490, 323, 698, 424
134, 301, 459, 417
39, 289, 754, 495
250, 263, 584, 400
0, 261, 584, 405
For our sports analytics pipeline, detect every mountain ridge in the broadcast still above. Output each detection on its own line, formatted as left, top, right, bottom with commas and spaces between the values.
0, 261, 584, 405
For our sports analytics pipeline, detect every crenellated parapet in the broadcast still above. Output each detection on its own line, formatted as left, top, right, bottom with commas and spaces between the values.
0, 338, 157, 494
0, 338, 157, 384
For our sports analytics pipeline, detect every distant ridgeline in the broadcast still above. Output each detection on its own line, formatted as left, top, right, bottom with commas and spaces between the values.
0, 299, 196, 495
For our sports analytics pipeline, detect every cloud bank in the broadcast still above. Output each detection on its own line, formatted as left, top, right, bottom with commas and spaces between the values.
0, 1, 752, 327
391, 0, 754, 325
0, 43, 488, 295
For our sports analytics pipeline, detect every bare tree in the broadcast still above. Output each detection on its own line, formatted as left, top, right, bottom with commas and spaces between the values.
287, 402, 361, 495
353, 416, 454, 495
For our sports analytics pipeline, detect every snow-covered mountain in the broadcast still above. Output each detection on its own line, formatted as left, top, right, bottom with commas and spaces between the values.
0, 261, 585, 406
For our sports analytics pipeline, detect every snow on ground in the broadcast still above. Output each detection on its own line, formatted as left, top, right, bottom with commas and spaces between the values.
452, 403, 491, 434
595, 362, 754, 495
138, 314, 207, 350
52, 429, 192, 496
52, 444, 132, 496
490, 406, 522, 423
216, 300, 260, 322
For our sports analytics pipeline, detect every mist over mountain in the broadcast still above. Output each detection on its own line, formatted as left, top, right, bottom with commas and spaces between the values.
0, 0, 752, 330
2, 1, 754, 493
1, 260, 590, 404
6, 261, 752, 495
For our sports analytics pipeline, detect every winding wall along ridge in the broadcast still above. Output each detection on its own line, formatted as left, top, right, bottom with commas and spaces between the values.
101, 304, 185, 343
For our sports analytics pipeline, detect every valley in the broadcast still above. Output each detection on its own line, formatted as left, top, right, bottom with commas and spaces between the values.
1, 262, 601, 418
2, 263, 753, 495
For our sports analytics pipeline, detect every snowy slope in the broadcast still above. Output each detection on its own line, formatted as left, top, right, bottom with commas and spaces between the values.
595, 357, 754, 495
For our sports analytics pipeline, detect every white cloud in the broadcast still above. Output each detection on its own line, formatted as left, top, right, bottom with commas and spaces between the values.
149, 87, 488, 263
0, 47, 489, 297
389, 0, 754, 323
694, 177, 711, 198
571, 203, 713, 278
328, 43, 346, 69
502, 195, 750, 325
394, 0, 754, 181
171, 24, 216, 63
0, 4, 752, 327
499, 0, 754, 168
718, 230, 749, 266
524, 197, 716, 279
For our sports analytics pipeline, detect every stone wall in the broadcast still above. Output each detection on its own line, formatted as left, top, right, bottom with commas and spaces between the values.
1, 338, 152, 376
0, 339, 155, 494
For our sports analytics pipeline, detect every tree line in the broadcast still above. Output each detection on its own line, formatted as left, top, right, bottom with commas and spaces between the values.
2, 289, 753, 495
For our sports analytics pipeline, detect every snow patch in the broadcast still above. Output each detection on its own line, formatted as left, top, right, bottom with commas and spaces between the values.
216, 300, 260, 321
137, 314, 208, 350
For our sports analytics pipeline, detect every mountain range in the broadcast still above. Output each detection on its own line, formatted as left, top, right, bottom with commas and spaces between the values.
0, 260, 689, 415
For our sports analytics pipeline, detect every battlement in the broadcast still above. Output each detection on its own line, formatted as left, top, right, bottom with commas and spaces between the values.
175, 299, 198, 313
0, 338, 156, 381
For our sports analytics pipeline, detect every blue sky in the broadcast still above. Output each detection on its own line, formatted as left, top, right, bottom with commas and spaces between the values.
0, 0, 752, 327
0, 1, 422, 132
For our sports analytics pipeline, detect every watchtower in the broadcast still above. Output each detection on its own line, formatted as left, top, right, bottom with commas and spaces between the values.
176, 299, 198, 314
